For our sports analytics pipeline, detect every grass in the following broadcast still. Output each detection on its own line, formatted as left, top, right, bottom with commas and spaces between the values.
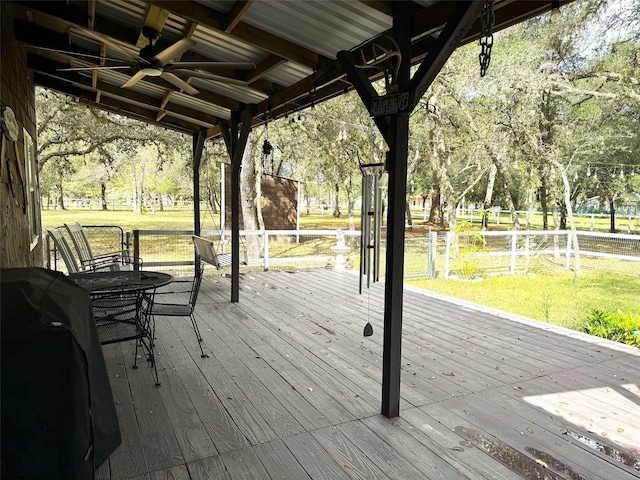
407, 271, 640, 330
43, 207, 639, 338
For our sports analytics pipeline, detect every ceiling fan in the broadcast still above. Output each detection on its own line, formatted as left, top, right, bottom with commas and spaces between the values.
57, 26, 256, 95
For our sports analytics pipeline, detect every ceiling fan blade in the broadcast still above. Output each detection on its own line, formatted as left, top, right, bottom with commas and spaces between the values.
152, 38, 197, 65
172, 69, 248, 86
169, 61, 256, 70
160, 72, 199, 95
25, 45, 130, 64
57, 65, 132, 72
79, 28, 145, 63
122, 70, 147, 89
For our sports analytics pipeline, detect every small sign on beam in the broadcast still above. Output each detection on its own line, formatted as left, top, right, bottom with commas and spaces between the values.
370, 92, 411, 117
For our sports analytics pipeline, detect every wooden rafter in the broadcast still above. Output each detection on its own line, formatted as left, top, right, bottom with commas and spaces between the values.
225, 0, 254, 33
137, 4, 170, 48
144, 0, 328, 70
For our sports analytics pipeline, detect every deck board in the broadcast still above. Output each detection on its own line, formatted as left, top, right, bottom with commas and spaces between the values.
95, 268, 639, 479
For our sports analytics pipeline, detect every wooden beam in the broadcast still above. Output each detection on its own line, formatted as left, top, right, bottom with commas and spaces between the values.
193, 129, 207, 259
87, 0, 96, 28
246, 55, 287, 84
144, 0, 328, 70
137, 4, 170, 48
225, 0, 254, 33
336, 50, 392, 145
217, 104, 254, 303
408, 0, 484, 108
381, 0, 412, 420
33, 72, 200, 134
28, 57, 222, 126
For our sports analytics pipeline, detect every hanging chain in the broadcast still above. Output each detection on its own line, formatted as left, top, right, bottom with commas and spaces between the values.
479, 0, 495, 77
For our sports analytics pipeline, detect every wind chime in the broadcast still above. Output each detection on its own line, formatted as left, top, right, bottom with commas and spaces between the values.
262, 121, 273, 175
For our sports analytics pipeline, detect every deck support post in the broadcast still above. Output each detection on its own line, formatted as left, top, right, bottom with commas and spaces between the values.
193, 129, 206, 275
339, 0, 483, 418
380, 1, 412, 418
220, 105, 254, 302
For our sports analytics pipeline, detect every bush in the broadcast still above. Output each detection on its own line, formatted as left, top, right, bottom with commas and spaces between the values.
580, 309, 640, 347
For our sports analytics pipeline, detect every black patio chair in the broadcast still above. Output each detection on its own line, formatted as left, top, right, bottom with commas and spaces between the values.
91, 286, 160, 386
147, 262, 207, 358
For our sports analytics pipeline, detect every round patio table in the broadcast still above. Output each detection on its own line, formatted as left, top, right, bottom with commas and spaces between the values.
69, 270, 173, 293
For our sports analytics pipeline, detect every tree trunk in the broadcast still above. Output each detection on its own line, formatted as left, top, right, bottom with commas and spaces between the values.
526, 179, 536, 230
505, 189, 519, 229
559, 200, 567, 230
428, 182, 441, 225
132, 164, 144, 215
346, 174, 355, 231
553, 160, 581, 273
333, 182, 341, 217
481, 164, 497, 230
240, 134, 260, 259
609, 199, 616, 233
101, 182, 108, 210
255, 151, 266, 233
56, 181, 66, 210
539, 171, 549, 230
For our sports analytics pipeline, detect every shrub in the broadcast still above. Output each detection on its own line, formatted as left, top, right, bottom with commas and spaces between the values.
580, 309, 640, 347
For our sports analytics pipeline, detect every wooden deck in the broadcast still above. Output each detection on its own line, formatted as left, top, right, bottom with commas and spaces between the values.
96, 268, 640, 480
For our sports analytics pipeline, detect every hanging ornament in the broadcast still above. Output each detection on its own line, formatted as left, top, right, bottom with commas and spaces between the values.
363, 286, 373, 337
262, 139, 273, 156
262, 122, 273, 174
363, 322, 373, 337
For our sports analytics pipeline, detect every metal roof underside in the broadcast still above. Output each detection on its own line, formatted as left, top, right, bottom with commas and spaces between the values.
8, 0, 567, 139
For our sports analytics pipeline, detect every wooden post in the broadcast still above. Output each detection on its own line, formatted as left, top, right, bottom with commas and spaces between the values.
193, 129, 206, 274
221, 106, 254, 302
381, 1, 412, 418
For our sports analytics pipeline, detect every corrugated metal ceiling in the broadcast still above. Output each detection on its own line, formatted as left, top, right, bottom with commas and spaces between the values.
9, 0, 564, 137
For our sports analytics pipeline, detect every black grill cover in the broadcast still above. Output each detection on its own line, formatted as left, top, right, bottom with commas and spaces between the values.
1, 267, 121, 479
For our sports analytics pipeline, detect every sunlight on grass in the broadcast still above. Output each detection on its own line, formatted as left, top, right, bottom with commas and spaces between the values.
406, 272, 640, 330
43, 207, 639, 335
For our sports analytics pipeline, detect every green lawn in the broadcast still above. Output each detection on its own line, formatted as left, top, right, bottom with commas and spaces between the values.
42, 207, 639, 336
407, 271, 640, 330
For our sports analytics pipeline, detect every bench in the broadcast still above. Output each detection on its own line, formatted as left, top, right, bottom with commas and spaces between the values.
192, 235, 247, 270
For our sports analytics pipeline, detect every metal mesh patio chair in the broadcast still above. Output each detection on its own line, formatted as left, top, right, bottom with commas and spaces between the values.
48, 228, 80, 274
64, 222, 136, 272
147, 261, 207, 358
91, 286, 160, 386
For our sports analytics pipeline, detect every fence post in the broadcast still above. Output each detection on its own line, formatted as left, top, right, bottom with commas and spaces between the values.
590, 215, 594, 231
263, 231, 269, 271
565, 231, 572, 270
133, 230, 140, 271
510, 230, 517, 274
444, 232, 451, 278
428, 231, 437, 279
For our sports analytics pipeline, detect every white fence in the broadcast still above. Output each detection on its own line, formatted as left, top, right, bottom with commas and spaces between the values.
443, 230, 640, 278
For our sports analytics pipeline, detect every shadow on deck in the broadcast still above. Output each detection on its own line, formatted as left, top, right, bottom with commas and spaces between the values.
97, 268, 640, 480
